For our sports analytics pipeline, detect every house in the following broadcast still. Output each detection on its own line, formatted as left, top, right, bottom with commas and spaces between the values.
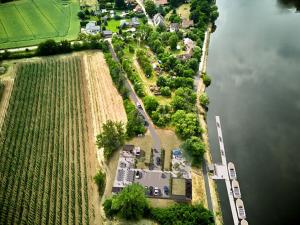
120, 19, 129, 28
102, 30, 113, 38
101, 9, 107, 14
85, 21, 100, 34
177, 53, 192, 61
120, 11, 128, 18
170, 23, 179, 32
154, 0, 168, 6
181, 19, 194, 29
133, 5, 143, 13
183, 38, 195, 53
153, 13, 164, 27
131, 17, 140, 27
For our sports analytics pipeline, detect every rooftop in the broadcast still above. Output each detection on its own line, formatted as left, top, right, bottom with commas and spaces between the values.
171, 178, 186, 196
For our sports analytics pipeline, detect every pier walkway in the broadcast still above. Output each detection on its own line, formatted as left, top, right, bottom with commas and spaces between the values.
215, 116, 239, 225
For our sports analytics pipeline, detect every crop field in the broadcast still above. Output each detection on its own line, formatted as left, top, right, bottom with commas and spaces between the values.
0, 0, 79, 49
0, 56, 91, 225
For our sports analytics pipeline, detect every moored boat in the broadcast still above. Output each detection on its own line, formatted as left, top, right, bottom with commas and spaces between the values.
236, 199, 246, 220
228, 162, 237, 180
232, 180, 241, 199
240, 219, 249, 225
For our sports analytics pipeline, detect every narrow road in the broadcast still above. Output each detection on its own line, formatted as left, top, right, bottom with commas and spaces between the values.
135, 0, 154, 26
107, 40, 161, 151
194, 26, 214, 212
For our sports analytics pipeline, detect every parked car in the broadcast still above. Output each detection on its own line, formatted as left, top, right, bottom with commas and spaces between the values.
135, 171, 141, 179
154, 187, 160, 196
136, 102, 142, 109
149, 186, 154, 196
163, 186, 169, 195
156, 157, 161, 166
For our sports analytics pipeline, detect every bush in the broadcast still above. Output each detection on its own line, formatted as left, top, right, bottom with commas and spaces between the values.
181, 136, 205, 166
199, 93, 209, 107
143, 96, 159, 115
93, 171, 106, 195
150, 203, 214, 225
151, 105, 172, 127
103, 184, 149, 220
160, 86, 171, 97
136, 50, 153, 77
171, 87, 196, 112
202, 73, 211, 87
124, 100, 146, 138
171, 110, 200, 139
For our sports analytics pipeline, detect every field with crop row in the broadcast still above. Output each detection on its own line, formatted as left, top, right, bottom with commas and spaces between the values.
0, 0, 79, 49
0, 57, 90, 225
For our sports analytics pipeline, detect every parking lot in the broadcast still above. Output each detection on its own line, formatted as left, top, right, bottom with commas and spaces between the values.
134, 169, 171, 198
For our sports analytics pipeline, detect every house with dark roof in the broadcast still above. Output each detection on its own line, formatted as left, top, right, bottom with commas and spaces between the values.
153, 13, 164, 27
181, 19, 194, 29
102, 30, 113, 38
170, 23, 179, 32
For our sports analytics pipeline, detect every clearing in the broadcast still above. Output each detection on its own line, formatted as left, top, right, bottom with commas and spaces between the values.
0, 0, 79, 49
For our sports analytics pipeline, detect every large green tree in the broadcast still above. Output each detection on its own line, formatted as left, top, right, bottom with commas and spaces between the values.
145, 0, 157, 17
115, 0, 126, 9
103, 184, 149, 220
181, 136, 205, 166
143, 96, 159, 115
96, 120, 125, 160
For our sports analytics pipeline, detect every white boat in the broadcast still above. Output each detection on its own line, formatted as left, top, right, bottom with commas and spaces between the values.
232, 180, 241, 199
236, 199, 246, 220
240, 219, 249, 225
228, 162, 237, 180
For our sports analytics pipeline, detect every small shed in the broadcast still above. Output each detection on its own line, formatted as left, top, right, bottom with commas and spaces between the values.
102, 30, 113, 38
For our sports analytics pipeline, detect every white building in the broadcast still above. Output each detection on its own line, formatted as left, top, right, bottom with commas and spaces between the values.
153, 13, 164, 27
85, 21, 100, 34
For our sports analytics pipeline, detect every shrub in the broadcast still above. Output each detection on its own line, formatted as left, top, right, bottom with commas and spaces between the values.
199, 93, 209, 107
181, 136, 205, 166
160, 86, 171, 97
202, 73, 211, 87
93, 171, 106, 195
143, 96, 159, 115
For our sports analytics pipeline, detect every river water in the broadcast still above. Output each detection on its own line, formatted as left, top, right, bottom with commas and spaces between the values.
206, 0, 300, 224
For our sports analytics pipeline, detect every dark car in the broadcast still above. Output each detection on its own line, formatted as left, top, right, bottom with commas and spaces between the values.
163, 186, 169, 195
149, 186, 154, 196
156, 157, 161, 165
135, 171, 141, 179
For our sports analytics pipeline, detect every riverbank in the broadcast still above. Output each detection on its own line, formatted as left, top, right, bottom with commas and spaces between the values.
196, 24, 224, 225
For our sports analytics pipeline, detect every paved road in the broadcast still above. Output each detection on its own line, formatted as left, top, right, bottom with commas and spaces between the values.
107, 40, 161, 151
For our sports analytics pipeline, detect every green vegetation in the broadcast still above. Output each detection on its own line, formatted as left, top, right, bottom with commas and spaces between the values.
136, 49, 153, 77
94, 171, 106, 196
143, 96, 159, 116
150, 204, 214, 225
124, 99, 146, 138
0, 58, 90, 225
104, 185, 214, 224
199, 93, 210, 107
96, 120, 126, 160
172, 110, 200, 139
181, 136, 205, 166
0, 0, 80, 49
107, 19, 121, 32
202, 73, 212, 87
145, 0, 157, 17
103, 184, 149, 220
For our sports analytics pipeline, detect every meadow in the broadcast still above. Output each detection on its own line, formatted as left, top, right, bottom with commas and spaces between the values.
0, 0, 79, 49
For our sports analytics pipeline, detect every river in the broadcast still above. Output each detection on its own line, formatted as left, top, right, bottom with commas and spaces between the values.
206, 0, 300, 224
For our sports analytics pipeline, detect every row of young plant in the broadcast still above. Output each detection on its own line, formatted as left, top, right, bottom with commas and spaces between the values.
0, 59, 89, 225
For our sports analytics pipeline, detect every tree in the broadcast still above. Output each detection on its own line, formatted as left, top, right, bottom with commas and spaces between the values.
171, 110, 200, 139
143, 96, 159, 115
115, 0, 126, 9
171, 87, 196, 112
168, 34, 178, 50
202, 73, 211, 87
160, 86, 171, 97
96, 120, 125, 160
150, 203, 214, 225
181, 136, 205, 166
60, 40, 72, 53
199, 93, 209, 107
77, 11, 85, 20
93, 171, 106, 195
36, 39, 59, 56
145, 0, 157, 17
103, 184, 149, 220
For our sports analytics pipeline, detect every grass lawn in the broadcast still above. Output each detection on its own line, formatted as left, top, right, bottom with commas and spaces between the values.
176, 3, 190, 20
106, 19, 120, 32
0, 0, 80, 49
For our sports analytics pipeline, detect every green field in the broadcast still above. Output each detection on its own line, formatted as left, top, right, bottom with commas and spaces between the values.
0, 57, 90, 224
0, 0, 80, 49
